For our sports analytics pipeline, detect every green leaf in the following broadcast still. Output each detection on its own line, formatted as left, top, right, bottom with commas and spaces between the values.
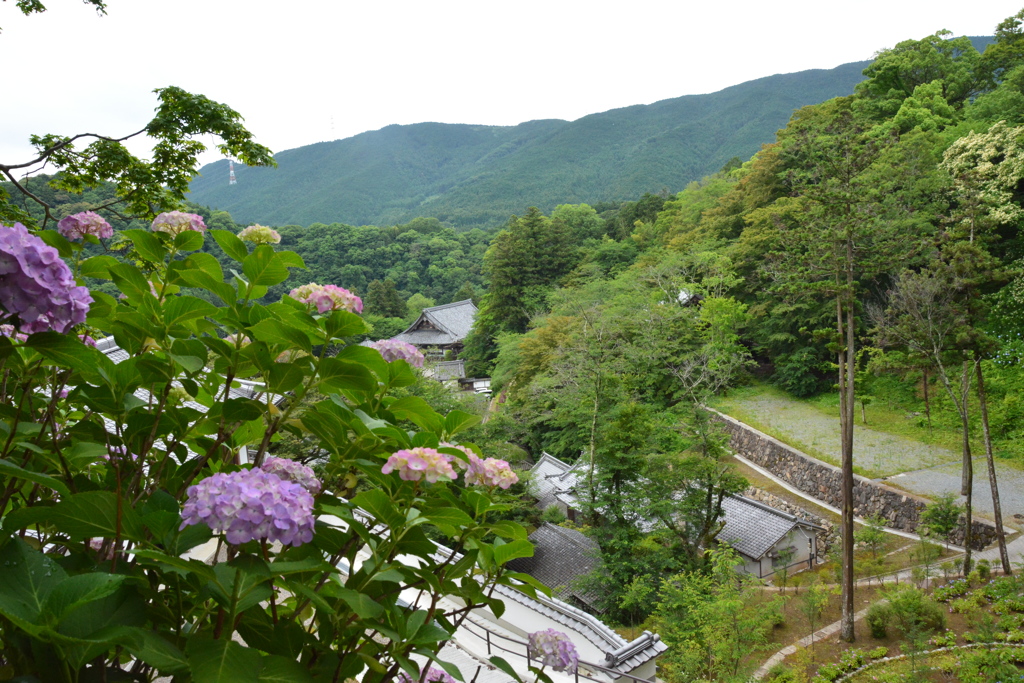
267, 362, 305, 393
489, 657, 524, 683
12, 491, 146, 542
37, 229, 74, 257
163, 296, 219, 328
212, 229, 249, 262
424, 508, 474, 530
492, 539, 533, 565
25, 331, 111, 375
109, 262, 156, 301
443, 410, 481, 437
249, 319, 313, 352
258, 655, 315, 682
187, 637, 262, 683
324, 310, 367, 339
334, 586, 384, 619
349, 489, 404, 530
123, 229, 168, 262
319, 358, 377, 394
387, 396, 444, 433
222, 397, 265, 422
125, 628, 189, 675
0, 458, 70, 497
42, 573, 127, 623
334, 344, 389, 381
174, 228, 205, 252
243, 245, 290, 286
80, 254, 119, 279
0, 537, 67, 633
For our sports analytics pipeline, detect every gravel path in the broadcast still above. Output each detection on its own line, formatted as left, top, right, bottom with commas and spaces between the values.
720, 390, 1024, 526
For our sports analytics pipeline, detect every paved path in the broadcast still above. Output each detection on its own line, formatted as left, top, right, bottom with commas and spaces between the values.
719, 390, 1024, 524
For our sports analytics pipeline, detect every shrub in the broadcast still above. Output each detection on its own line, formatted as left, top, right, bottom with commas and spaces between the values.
542, 503, 567, 524
765, 664, 796, 682
884, 585, 946, 635
867, 602, 890, 638
977, 558, 992, 580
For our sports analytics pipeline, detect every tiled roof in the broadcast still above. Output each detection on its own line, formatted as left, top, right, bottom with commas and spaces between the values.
529, 452, 581, 510
718, 495, 822, 560
506, 523, 603, 609
394, 299, 477, 347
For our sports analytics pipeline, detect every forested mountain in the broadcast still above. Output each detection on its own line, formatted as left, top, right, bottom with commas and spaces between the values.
189, 61, 878, 228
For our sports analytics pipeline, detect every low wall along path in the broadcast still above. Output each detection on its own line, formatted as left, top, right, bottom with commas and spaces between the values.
710, 409, 998, 550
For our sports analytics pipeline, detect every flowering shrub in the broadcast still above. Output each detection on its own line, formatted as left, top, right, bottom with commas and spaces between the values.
397, 668, 457, 683
290, 281, 363, 313
0, 222, 92, 333
374, 338, 425, 367
57, 210, 113, 240
0, 222, 534, 682
528, 629, 579, 672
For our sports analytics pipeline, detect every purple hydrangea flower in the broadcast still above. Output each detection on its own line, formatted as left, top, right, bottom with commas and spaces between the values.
0, 223, 92, 334
528, 629, 579, 672
372, 339, 425, 368
260, 457, 322, 495
151, 211, 207, 236
397, 668, 455, 683
79, 334, 97, 347
289, 283, 363, 314
381, 447, 457, 483
0, 324, 27, 342
57, 211, 113, 241
180, 469, 315, 547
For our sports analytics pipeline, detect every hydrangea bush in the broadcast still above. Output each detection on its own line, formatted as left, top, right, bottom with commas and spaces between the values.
0, 218, 539, 682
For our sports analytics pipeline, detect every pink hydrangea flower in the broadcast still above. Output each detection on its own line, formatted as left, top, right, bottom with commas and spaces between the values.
289, 283, 363, 314
57, 211, 113, 241
224, 333, 251, 347
372, 339, 424, 368
180, 469, 315, 547
397, 668, 455, 683
465, 456, 519, 489
260, 457, 322, 495
151, 211, 207, 236
238, 224, 281, 245
528, 629, 579, 672
0, 223, 92, 334
381, 447, 457, 483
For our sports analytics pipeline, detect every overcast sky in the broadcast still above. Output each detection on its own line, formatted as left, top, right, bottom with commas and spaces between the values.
2, 0, 1022, 172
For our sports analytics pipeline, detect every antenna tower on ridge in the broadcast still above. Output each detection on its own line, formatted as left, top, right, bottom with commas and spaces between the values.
228, 159, 237, 186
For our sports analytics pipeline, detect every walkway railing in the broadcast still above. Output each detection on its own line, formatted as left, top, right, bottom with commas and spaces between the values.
456, 615, 658, 683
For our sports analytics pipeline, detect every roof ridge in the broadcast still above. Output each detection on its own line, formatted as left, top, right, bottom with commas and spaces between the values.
539, 522, 596, 549
424, 299, 477, 312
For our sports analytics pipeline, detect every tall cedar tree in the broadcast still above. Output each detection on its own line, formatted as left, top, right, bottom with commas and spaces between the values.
363, 279, 407, 319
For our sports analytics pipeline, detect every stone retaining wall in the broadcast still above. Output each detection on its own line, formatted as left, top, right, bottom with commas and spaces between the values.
713, 410, 998, 551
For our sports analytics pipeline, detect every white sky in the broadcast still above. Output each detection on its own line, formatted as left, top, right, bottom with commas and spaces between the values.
1, 0, 1022, 171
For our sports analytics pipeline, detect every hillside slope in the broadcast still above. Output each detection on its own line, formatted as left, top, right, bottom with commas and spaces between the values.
189, 60, 874, 228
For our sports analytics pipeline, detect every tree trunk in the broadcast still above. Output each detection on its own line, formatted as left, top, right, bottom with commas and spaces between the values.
960, 361, 974, 573
839, 294, 856, 643
922, 366, 931, 428
975, 359, 1011, 575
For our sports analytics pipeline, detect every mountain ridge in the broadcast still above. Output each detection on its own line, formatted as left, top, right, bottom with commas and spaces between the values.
187, 45, 984, 229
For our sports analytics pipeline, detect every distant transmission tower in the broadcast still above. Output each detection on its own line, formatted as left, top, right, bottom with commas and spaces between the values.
228, 159, 237, 186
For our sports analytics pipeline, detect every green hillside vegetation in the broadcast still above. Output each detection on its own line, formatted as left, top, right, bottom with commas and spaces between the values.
189, 61, 876, 228
466, 19, 1024, 663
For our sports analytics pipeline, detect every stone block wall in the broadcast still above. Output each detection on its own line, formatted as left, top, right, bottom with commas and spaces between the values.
713, 410, 998, 551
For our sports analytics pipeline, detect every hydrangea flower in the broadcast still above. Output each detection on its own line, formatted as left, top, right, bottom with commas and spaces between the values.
238, 224, 282, 245
439, 441, 475, 470
372, 339, 425, 368
465, 456, 519, 489
381, 447, 457, 483
150, 211, 207, 236
0, 223, 92, 334
104, 445, 141, 463
0, 324, 27, 342
289, 283, 363, 314
57, 211, 113, 241
180, 469, 315, 547
224, 333, 251, 347
397, 668, 455, 683
79, 334, 97, 348
261, 457, 322, 495
528, 629, 579, 672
